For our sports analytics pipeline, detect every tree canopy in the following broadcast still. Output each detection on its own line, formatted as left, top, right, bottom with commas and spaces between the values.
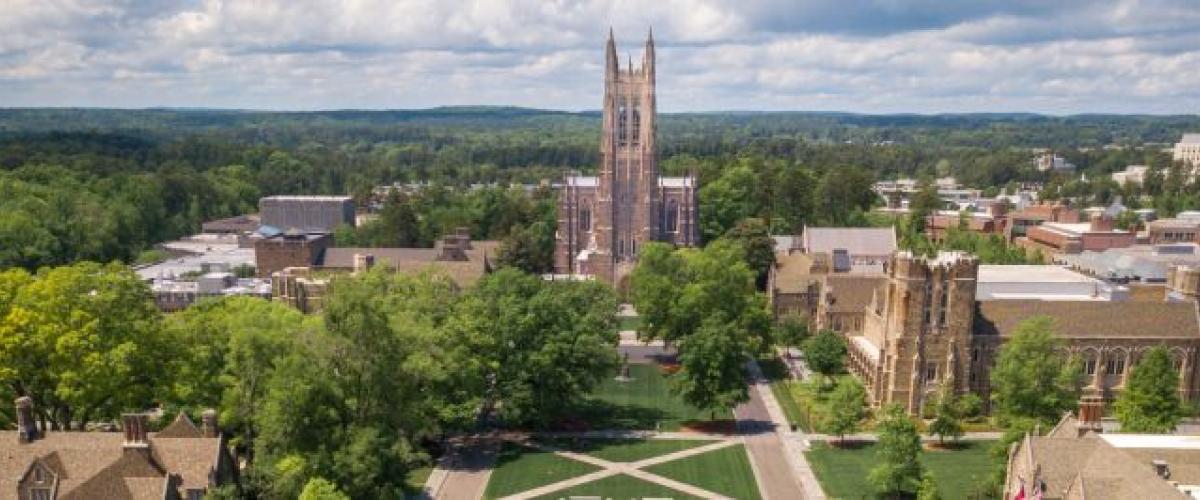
989, 316, 1083, 424
1115, 345, 1182, 433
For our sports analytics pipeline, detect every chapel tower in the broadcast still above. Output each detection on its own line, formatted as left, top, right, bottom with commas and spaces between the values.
554, 30, 698, 285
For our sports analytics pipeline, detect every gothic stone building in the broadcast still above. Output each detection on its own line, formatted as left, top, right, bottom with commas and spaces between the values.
832, 251, 1200, 415
554, 31, 699, 285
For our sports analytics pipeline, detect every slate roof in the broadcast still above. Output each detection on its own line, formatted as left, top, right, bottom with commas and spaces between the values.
801, 226, 897, 257
0, 427, 228, 499
320, 240, 499, 287
975, 300, 1200, 339
822, 275, 886, 313
1012, 417, 1194, 500
771, 252, 820, 294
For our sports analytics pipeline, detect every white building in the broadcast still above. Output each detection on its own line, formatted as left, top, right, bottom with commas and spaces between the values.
976, 265, 1127, 301
1174, 133, 1200, 168
1111, 164, 1150, 186
1036, 153, 1075, 172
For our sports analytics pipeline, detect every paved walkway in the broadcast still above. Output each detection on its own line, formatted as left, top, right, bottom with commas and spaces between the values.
738, 360, 825, 500
497, 436, 739, 500
427, 437, 499, 500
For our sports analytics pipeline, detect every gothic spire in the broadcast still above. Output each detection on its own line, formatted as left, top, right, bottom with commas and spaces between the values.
643, 26, 655, 76
605, 27, 618, 78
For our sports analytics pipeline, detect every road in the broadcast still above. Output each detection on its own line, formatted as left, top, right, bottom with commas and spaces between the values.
735, 361, 825, 500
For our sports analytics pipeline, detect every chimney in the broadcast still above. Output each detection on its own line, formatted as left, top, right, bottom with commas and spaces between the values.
122, 413, 150, 450
1077, 396, 1104, 434
436, 235, 468, 262
15, 397, 39, 443
454, 227, 473, 249
353, 253, 375, 274
201, 409, 218, 438
1090, 215, 1115, 232
1153, 459, 1171, 479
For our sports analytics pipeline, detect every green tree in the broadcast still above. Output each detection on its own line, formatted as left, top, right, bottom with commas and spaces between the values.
927, 387, 964, 446
672, 316, 751, 419
448, 268, 619, 426
299, 477, 350, 500
803, 330, 847, 389
869, 404, 924, 498
916, 470, 942, 500
723, 217, 776, 289
989, 316, 1083, 424
496, 220, 555, 274
1115, 345, 1182, 433
165, 297, 310, 435
776, 313, 809, 359
822, 377, 866, 444
0, 262, 168, 430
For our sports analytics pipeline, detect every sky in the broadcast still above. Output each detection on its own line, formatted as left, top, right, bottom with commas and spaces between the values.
3, 0, 1200, 114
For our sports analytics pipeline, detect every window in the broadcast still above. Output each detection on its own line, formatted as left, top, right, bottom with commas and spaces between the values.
30, 489, 51, 500
972, 348, 980, 362
1084, 358, 1097, 376
925, 362, 938, 381
664, 199, 678, 232
617, 102, 629, 146
938, 282, 949, 327
579, 207, 591, 231
618, 239, 625, 256
32, 467, 43, 483
1106, 357, 1125, 375
631, 108, 641, 146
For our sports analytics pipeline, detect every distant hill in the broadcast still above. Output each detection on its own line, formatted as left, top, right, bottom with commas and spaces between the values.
1, 106, 1198, 148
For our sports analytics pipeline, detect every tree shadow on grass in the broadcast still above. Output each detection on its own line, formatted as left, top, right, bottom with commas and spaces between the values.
555, 399, 673, 431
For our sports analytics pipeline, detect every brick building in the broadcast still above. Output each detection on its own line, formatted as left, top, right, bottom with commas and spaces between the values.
253, 229, 332, 277
554, 31, 698, 285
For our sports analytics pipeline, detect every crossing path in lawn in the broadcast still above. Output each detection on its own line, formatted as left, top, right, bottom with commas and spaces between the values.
496, 436, 740, 500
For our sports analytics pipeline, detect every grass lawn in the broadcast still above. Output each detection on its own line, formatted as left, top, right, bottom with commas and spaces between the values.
483, 443, 600, 499
617, 315, 642, 332
534, 473, 695, 500
770, 381, 805, 430
402, 466, 433, 497
772, 375, 873, 433
534, 437, 714, 463
578, 363, 728, 430
806, 440, 994, 499
644, 444, 762, 500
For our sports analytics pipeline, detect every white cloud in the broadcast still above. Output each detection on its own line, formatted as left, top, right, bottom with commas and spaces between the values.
1, 0, 1199, 112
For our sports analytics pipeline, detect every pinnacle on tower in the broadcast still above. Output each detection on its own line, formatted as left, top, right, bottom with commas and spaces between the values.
605, 27, 618, 78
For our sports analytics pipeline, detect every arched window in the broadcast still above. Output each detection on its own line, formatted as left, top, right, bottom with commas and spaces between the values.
618, 239, 625, 256
631, 108, 641, 146
617, 102, 628, 146
579, 205, 591, 232
665, 199, 678, 232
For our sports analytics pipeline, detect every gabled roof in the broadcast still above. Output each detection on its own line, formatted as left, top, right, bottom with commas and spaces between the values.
0, 429, 228, 499
156, 413, 203, 438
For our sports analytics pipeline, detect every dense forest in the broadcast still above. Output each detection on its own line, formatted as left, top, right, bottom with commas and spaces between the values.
1, 107, 1199, 270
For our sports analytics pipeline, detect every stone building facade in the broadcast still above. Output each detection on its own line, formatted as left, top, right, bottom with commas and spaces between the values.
554, 31, 698, 285
839, 251, 1200, 415
848, 252, 978, 412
